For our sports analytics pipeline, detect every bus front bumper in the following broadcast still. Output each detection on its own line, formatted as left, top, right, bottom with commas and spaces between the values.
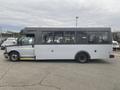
109, 54, 114, 58
4, 52, 9, 59
1, 46, 5, 50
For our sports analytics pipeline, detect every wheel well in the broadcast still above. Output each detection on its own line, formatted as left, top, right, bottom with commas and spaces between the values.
8, 51, 20, 56
75, 51, 90, 59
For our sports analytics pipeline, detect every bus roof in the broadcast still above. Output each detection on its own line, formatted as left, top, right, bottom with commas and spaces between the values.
21, 27, 111, 34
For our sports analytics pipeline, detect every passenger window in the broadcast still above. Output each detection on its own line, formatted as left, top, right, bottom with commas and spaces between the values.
42, 32, 54, 44
54, 32, 64, 44
63, 31, 75, 44
42, 31, 75, 44
77, 31, 88, 44
88, 32, 109, 44
88, 32, 96, 44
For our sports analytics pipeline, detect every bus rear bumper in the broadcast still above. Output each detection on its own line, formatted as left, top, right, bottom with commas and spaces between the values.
109, 54, 114, 58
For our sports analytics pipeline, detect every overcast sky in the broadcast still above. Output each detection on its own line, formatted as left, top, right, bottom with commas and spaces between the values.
0, 0, 120, 31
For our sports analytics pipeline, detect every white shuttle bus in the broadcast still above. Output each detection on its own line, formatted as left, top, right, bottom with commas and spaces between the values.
4, 27, 114, 63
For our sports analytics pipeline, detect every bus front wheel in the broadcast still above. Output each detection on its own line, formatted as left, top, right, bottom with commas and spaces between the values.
9, 52, 20, 62
76, 53, 89, 63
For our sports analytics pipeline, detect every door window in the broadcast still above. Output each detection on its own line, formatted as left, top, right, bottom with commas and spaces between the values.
18, 36, 34, 45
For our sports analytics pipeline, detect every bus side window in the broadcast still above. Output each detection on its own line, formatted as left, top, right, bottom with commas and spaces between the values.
63, 31, 75, 44
77, 31, 88, 44
54, 32, 64, 44
88, 32, 96, 44
42, 32, 54, 44
88, 32, 109, 44
42, 31, 75, 44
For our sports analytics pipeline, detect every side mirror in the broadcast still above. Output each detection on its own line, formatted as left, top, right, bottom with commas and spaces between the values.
32, 44, 34, 47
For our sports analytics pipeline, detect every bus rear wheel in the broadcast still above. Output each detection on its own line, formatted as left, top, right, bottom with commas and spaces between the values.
9, 52, 19, 62
76, 53, 89, 63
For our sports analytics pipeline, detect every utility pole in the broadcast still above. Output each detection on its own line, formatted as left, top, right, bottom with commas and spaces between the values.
76, 16, 79, 28
0, 26, 3, 40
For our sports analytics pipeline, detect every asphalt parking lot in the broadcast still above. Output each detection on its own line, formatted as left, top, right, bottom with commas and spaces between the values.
0, 50, 120, 90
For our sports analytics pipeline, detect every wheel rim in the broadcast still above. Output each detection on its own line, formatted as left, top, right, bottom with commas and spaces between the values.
79, 55, 87, 63
11, 54, 18, 61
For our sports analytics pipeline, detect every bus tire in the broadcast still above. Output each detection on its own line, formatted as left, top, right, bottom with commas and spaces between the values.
76, 52, 89, 63
9, 52, 20, 62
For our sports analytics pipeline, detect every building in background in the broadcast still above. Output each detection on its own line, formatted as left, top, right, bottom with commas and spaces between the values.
0, 31, 20, 43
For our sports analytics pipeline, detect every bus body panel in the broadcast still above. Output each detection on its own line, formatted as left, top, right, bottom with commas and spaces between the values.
35, 45, 112, 59
6, 45, 34, 58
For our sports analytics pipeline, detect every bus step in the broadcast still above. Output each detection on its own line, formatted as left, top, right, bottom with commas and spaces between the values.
20, 57, 35, 60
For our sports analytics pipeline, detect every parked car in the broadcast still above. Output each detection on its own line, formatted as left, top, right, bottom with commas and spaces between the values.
0, 38, 7, 46
112, 41, 120, 51
0, 39, 3, 46
1, 38, 17, 50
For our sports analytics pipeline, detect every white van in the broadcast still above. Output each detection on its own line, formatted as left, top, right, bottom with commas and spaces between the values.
112, 41, 119, 50
1, 38, 17, 50
4, 27, 114, 63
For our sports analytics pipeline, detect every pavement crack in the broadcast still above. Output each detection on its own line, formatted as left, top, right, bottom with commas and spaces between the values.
0, 84, 36, 88
0, 83, 61, 90
40, 84, 61, 90
0, 63, 13, 81
38, 72, 61, 90
0, 66, 61, 90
